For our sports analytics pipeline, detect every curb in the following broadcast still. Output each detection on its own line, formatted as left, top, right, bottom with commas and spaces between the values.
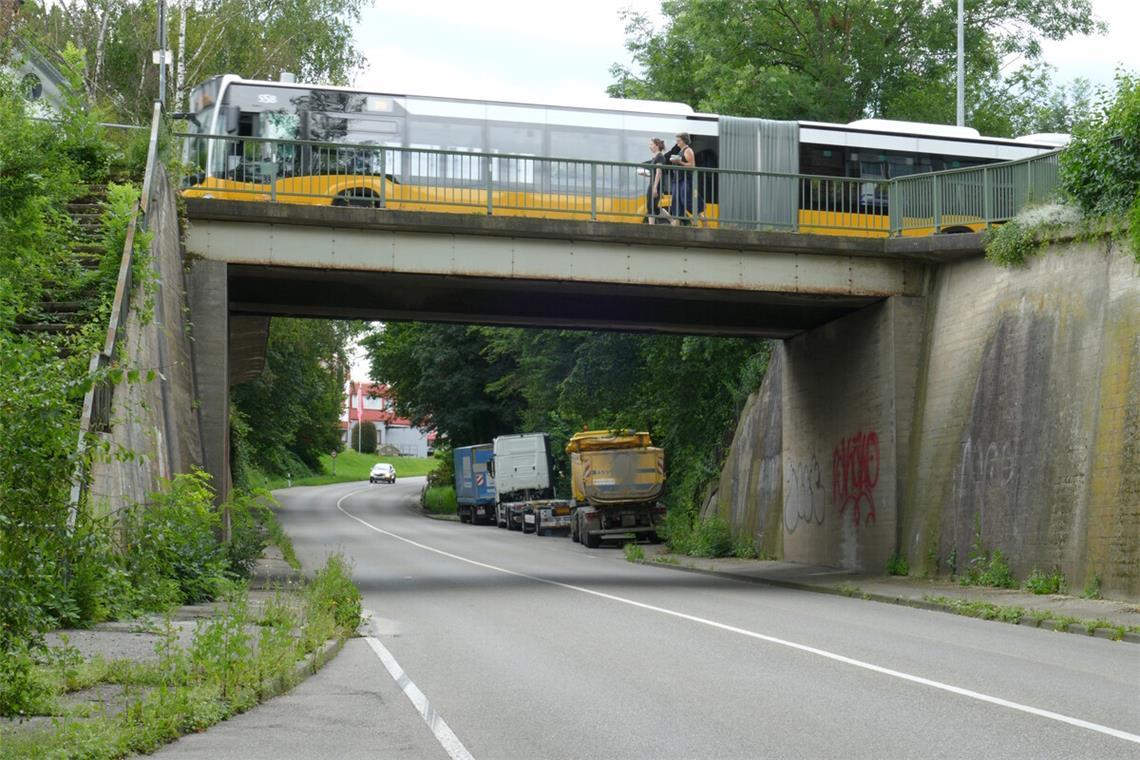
636, 558, 1140, 645
256, 636, 345, 702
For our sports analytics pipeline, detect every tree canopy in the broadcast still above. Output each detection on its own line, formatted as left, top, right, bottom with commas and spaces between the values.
609, 0, 1103, 136
232, 319, 360, 478
16, 0, 366, 121
365, 323, 768, 512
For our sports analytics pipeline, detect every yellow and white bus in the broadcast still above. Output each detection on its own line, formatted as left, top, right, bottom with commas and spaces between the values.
179, 74, 1065, 236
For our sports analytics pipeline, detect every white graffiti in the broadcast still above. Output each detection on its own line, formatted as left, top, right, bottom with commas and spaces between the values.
784, 456, 826, 534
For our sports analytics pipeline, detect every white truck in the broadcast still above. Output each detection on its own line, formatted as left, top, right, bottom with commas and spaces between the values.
489, 433, 573, 535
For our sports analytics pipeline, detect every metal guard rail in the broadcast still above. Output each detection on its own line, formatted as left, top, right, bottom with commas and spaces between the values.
68, 101, 165, 526
177, 133, 1063, 237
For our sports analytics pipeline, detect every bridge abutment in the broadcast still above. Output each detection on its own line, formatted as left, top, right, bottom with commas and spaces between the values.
779, 295, 926, 570
187, 259, 231, 505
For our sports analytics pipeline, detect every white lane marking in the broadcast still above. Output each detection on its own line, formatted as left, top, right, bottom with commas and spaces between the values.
336, 489, 1140, 747
363, 631, 475, 760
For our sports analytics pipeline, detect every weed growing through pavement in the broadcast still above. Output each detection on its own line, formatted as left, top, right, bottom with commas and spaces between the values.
623, 543, 646, 563
0, 554, 362, 758
1024, 568, 1067, 595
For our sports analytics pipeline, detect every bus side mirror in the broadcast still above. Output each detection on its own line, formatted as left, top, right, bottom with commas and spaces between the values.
221, 104, 241, 134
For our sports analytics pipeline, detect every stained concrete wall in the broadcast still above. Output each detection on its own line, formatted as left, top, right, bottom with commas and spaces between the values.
712, 235, 1139, 599
88, 166, 204, 512
902, 238, 1139, 598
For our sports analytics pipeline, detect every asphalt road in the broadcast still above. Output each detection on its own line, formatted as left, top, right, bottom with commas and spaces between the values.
159, 478, 1140, 760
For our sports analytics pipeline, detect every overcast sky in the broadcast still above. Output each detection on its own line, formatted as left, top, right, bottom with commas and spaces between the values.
346, 0, 1136, 380
353, 0, 1139, 105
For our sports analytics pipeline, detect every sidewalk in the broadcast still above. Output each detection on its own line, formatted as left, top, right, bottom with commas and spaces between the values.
640, 546, 1140, 642
1, 547, 339, 754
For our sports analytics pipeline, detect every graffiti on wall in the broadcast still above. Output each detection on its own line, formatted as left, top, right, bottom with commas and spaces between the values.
956, 437, 1019, 523
784, 455, 826, 534
833, 430, 880, 527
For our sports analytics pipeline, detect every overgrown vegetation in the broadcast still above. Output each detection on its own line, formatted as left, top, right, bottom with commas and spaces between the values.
0, 554, 362, 757
957, 517, 1016, 589
1059, 73, 1140, 261
623, 543, 646, 563
886, 553, 910, 577
0, 471, 296, 719
988, 73, 1140, 266
1024, 568, 1067, 595
661, 513, 765, 559
422, 485, 458, 516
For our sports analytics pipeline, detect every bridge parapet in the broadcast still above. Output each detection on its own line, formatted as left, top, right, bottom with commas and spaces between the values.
178, 135, 1062, 237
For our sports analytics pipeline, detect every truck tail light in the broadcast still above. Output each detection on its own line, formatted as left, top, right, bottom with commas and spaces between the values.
652, 505, 667, 515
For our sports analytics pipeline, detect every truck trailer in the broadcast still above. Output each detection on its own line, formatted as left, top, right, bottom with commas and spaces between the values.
490, 433, 573, 535
568, 430, 666, 548
453, 443, 496, 525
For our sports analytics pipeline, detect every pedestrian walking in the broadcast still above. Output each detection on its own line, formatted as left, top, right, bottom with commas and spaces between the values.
669, 133, 696, 225
645, 138, 668, 223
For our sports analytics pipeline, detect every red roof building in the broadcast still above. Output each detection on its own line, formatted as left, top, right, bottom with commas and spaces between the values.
341, 381, 435, 457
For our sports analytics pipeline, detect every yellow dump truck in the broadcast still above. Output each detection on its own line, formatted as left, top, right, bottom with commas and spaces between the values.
567, 430, 667, 548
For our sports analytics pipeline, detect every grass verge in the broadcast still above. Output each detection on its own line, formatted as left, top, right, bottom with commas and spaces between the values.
0, 554, 361, 758
422, 485, 457, 515
250, 449, 438, 490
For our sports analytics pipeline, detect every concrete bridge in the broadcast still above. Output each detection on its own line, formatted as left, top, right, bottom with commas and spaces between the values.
183, 197, 982, 507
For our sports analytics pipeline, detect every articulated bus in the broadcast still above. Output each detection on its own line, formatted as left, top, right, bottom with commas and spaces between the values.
179, 74, 1066, 236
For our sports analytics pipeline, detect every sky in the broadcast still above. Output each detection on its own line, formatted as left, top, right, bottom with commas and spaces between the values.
345, 0, 1137, 380
353, 0, 1140, 105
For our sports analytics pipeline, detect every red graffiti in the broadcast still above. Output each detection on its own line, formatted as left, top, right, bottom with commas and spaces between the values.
833, 430, 879, 527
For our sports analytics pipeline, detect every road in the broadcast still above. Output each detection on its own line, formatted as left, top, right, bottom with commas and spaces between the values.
160, 478, 1140, 759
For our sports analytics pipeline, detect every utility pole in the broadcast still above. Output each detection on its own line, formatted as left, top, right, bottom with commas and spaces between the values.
156, 0, 168, 106
956, 0, 965, 126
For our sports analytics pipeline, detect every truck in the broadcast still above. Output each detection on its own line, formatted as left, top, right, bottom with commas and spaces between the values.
567, 430, 667, 548
453, 443, 497, 525
489, 433, 573, 535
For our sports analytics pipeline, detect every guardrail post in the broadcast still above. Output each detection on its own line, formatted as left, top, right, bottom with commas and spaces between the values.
590, 164, 597, 221
888, 179, 899, 236
982, 166, 992, 228
932, 175, 942, 233
378, 149, 387, 208
485, 156, 493, 216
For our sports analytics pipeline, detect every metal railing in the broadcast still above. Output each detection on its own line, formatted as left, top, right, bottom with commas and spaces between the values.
890, 151, 1062, 235
176, 134, 893, 236
176, 133, 1063, 238
68, 101, 165, 527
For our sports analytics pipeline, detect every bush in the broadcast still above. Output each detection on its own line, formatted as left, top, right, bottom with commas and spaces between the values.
422, 485, 457, 515
663, 512, 736, 558
886, 553, 910, 576
1059, 73, 1140, 261
1060, 74, 1140, 219
120, 470, 228, 609
1024, 568, 1067, 595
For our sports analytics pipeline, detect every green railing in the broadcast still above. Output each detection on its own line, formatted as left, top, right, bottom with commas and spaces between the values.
177, 133, 1063, 238
890, 151, 1062, 234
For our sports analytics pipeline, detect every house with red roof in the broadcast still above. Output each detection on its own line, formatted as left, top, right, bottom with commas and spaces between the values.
341, 380, 435, 457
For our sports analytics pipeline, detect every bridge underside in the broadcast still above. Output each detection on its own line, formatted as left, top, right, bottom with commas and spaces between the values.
227, 264, 878, 337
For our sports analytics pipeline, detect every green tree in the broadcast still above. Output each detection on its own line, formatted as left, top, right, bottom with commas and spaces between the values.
356, 421, 377, 454
364, 321, 767, 512
17, 0, 367, 121
609, 0, 1103, 135
231, 319, 356, 476
363, 323, 522, 447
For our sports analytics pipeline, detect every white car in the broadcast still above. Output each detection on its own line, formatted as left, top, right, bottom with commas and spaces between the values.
369, 463, 396, 484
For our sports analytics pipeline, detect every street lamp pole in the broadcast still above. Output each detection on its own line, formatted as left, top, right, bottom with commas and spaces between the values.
956, 0, 965, 126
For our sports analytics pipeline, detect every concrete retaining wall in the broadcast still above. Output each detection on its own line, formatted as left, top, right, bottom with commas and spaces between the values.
88, 166, 204, 512
711, 236, 1139, 599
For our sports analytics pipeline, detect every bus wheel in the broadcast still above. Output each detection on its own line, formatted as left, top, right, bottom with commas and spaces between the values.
333, 189, 378, 208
